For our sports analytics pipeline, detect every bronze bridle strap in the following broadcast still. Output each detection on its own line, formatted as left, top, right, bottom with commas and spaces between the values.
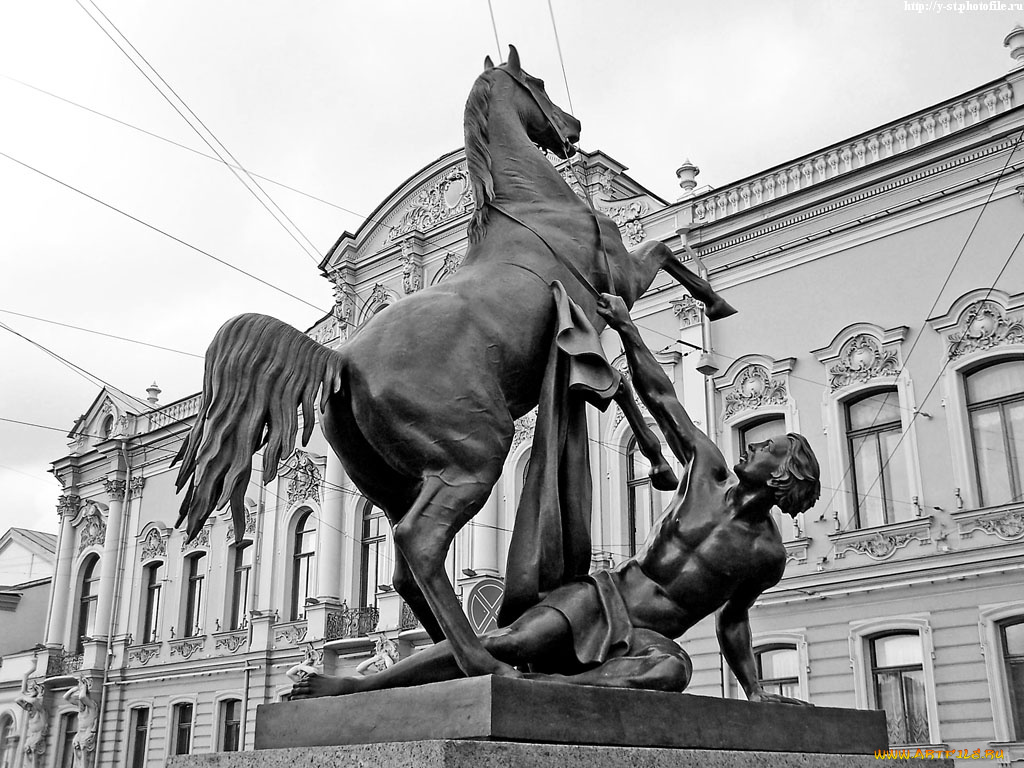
492, 67, 615, 298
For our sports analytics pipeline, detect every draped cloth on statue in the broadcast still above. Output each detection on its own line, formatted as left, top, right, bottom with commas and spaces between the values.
498, 281, 620, 627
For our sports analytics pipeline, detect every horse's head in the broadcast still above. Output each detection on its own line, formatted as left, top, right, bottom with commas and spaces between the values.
486, 45, 580, 159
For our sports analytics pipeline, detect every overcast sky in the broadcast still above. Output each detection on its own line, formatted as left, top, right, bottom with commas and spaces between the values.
0, 0, 1017, 536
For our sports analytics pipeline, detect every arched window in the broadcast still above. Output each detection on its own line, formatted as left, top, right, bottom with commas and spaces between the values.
183, 553, 206, 637
965, 360, 1024, 506
1001, 618, 1024, 740
360, 504, 386, 608
0, 714, 19, 768
754, 644, 800, 699
219, 698, 242, 752
229, 543, 253, 630
76, 555, 100, 652
290, 511, 316, 620
626, 436, 654, 556
870, 632, 929, 745
845, 390, 910, 528
141, 561, 163, 643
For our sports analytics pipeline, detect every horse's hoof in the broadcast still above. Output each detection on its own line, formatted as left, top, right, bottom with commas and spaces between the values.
705, 299, 738, 321
649, 464, 679, 492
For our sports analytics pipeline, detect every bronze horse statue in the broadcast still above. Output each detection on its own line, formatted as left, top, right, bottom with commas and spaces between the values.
175, 46, 734, 680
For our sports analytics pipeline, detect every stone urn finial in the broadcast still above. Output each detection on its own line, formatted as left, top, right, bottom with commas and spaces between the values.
675, 159, 700, 198
1004, 25, 1024, 69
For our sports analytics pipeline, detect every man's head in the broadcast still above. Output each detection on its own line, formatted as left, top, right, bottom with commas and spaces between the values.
736, 433, 821, 517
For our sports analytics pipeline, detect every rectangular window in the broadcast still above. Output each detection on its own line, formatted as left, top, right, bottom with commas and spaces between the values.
360, 508, 386, 608
230, 545, 252, 631
184, 555, 205, 637
143, 563, 163, 643
173, 702, 193, 756
871, 633, 929, 745
220, 699, 241, 752
128, 708, 149, 768
1002, 621, 1024, 740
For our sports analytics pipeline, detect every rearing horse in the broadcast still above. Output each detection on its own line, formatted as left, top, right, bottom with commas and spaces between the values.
174, 46, 734, 680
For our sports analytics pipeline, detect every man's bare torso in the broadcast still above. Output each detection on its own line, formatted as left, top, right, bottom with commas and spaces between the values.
622, 435, 787, 637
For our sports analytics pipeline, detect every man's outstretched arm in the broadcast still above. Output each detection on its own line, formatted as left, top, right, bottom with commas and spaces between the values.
717, 585, 810, 706
597, 294, 703, 464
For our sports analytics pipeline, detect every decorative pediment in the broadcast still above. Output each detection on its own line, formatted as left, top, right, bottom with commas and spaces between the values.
138, 524, 170, 562
812, 323, 908, 392
281, 450, 323, 506
927, 289, 1024, 360
387, 165, 473, 241
714, 356, 795, 420
74, 501, 107, 553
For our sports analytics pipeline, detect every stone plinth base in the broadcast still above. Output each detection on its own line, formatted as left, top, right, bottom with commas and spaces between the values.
255, 676, 886, 754
171, 740, 953, 768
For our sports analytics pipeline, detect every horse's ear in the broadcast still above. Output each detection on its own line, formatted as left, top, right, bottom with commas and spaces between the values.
484, 55, 494, 70
507, 44, 521, 75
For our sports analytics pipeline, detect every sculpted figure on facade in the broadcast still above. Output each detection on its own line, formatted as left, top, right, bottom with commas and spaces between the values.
64, 677, 98, 768
16, 657, 48, 768
175, 45, 734, 685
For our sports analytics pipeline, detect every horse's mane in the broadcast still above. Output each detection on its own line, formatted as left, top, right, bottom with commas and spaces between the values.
465, 70, 496, 245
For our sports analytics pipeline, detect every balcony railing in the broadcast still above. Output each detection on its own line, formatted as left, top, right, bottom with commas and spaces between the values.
324, 604, 380, 640
45, 648, 83, 677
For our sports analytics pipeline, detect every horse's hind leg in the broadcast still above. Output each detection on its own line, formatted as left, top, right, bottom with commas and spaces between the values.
393, 470, 520, 679
391, 548, 444, 642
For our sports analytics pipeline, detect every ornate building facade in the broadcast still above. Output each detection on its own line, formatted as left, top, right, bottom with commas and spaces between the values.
3, 33, 1024, 768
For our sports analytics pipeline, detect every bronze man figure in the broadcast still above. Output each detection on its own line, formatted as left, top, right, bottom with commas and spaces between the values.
291, 294, 820, 701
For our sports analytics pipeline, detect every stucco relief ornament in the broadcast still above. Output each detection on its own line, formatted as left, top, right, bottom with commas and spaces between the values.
128, 476, 146, 499
600, 200, 648, 246
57, 494, 81, 518
399, 241, 423, 295
443, 251, 463, 277
140, 528, 167, 561
169, 639, 205, 659
128, 645, 159, 665
104, 478, 126, 501
975, 510, 1024, 541
180, 524, 211, 552
511, 410, 537, 452
76, 504, 107, 553
389, 166, 473, 239
827, 335, 899, 391
723, 365, 787, 418
672, 295, 704, 330
275, 624, 309, 645
215, 633, 248, 653
841, 532, 914, 560
284, 451, 322, 505
947, 300, 1024, 359
225, 504, 256, 542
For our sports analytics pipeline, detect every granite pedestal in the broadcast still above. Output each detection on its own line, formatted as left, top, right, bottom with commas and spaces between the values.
170, 677, 952, 768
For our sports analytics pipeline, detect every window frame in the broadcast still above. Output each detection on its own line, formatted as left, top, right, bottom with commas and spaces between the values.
754, 642, 801, 699
359, 503, 386, 609
844, 389, 908, 529
126, 706, 150, 768
724, 630, 810, 701
625, 435, 654, 557
75, 555, 101, 652
964, 359, 1024, 507
170, 701, 194, 756
228, 542, 253, 631
141, 561, 163, 644
0, 714, 19, 768
183, 553, 206, 638
290, 510, 317, 620
979, 601, 1024, 745
848, 616, 940, 746
218, 698, 243, 752
59, 711, 78, 768
868, 631, 930, 746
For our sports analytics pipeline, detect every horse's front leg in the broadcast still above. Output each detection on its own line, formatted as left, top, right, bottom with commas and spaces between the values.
614, 377, 678, 491
392, 470, 521, 680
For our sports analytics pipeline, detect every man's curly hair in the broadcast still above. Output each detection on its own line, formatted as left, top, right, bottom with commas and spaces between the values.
766, 433, 821, 517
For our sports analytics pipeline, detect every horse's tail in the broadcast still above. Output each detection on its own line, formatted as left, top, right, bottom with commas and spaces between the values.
173, 313, 345, 542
